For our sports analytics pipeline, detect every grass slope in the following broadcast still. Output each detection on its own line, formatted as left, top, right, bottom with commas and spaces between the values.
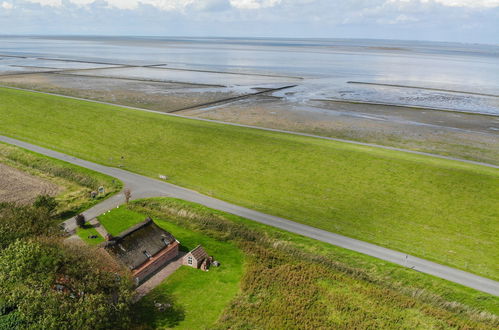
98, 207, 244, 329
0, 87, 497, 279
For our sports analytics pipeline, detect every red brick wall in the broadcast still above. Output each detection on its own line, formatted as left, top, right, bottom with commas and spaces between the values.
134, 242, 179, 284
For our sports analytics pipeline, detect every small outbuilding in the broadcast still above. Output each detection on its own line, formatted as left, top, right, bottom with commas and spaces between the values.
183, 245, 209, 270
102, 217, 179, 285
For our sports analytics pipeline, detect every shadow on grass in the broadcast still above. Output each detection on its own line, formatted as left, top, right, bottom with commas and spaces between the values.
133, 289, 185, 329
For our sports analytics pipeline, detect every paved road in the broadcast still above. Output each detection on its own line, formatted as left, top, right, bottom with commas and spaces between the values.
2, 135, 498, 296
2, 85, 498, 169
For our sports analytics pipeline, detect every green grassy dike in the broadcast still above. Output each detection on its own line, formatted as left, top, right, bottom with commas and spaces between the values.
0, 87, 497, 279
102, 199, 498, 328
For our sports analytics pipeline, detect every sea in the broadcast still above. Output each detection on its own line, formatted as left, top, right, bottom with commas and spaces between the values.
0, 36, 498, 115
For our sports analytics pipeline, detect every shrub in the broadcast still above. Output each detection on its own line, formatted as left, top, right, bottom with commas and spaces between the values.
75, 214, 86, 228
0, 203, 58, 250
33, 195, 58, 213
0, 239, 134, 330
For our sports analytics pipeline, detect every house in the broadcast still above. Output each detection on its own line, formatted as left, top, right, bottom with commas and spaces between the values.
102, 217, 179, 285
183, 245, 210, 270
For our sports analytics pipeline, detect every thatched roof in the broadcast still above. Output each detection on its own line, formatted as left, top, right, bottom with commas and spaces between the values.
102, 218, 176, 270
189, 245, 208, 261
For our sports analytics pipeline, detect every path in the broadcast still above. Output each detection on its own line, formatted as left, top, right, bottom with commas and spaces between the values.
1, 135, 498, 296
88, 218, 109, 238
134, 252, 187, 302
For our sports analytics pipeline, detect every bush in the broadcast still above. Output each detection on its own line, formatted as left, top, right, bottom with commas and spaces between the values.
0, 203, 58, 250
0, 310, 22, 330
0, 239, 134, 330
33, 195, 58, 213
75, 214, 86, 228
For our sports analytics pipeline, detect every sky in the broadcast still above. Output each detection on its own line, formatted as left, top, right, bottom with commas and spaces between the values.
1, 0, 498, 44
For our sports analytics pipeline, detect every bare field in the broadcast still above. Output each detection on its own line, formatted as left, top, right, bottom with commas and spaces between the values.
0, 163, 60, 204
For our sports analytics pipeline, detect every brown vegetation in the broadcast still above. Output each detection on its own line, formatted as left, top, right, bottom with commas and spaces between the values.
0, 163, 60, 205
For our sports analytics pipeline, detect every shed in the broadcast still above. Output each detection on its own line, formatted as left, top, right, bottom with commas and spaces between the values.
183, 245, 209, 269
102, 217, 179, 284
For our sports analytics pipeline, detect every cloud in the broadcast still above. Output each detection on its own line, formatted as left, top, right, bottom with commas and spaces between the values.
1, 1, 13, 9
379, 14, 419, 24
24, 0, 61, 6
229, 0, 281, 10
5, 0, 499, 44
431, 0, 499, 8
22, 0, 499, 10
22, 0, 282, 10
388, 0, 499, 8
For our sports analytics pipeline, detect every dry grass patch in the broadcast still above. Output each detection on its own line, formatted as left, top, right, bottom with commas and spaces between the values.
0, 163, 60, 205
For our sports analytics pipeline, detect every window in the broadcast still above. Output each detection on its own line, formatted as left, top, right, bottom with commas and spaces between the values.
162, 238, 170, 246
187, 256, 193, 265
118, 244, 126, 252
143, 250, 152, 259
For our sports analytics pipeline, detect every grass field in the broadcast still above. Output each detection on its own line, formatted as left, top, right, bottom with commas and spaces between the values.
0, 87, 497, 279
76, 226, 104, 245
125, 198, 498, 328
0, 142, 122, 217
98, 207, 146, 236
98, 206, 244, 329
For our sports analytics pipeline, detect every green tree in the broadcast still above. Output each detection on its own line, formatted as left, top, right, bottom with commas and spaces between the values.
75, 214, 86, 228
0, 239, 134, 330
0, 203, 57, 250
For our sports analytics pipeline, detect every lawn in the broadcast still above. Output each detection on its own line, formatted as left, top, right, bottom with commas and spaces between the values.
0, 87, 497, 279
76, 225, 104, 245
97, 206, 244, 329
98, 206, 146, 236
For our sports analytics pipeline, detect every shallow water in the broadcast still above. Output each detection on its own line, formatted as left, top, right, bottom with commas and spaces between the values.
1, 36, 498, 114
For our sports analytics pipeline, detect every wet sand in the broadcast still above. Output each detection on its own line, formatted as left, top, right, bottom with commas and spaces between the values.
0, 73, 244, 112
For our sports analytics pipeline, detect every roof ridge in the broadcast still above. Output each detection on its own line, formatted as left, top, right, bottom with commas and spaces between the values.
191, 245, 203, 252
114, 217, 152, 240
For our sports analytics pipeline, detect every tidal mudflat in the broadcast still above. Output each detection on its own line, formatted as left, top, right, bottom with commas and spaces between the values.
0, 73, 245, 112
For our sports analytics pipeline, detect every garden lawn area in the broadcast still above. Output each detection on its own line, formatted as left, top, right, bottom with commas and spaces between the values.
98, 206, 146, 236
76, 226, 104, 245
0, 87, 498, 279
98, 206, 244, 329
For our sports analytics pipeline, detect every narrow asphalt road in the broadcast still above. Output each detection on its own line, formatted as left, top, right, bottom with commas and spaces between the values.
1, 135, 498, 296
